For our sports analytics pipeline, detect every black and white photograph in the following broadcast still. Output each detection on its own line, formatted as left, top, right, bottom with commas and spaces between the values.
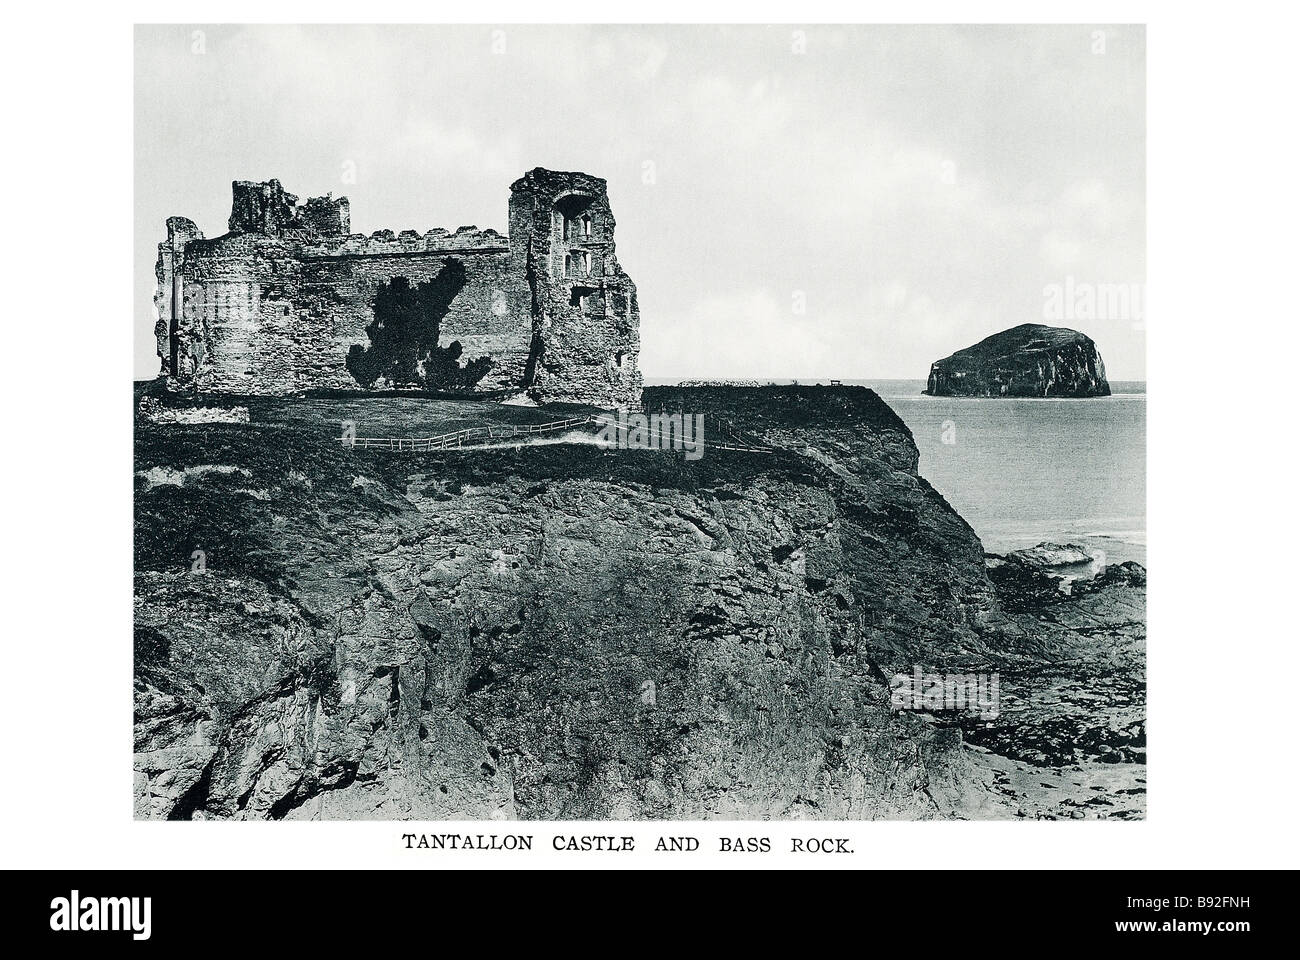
130, 23, 1145, 822
2, 3, 1297, 935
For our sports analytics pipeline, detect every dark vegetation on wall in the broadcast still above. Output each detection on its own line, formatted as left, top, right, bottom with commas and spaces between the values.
345, 261, 493, 391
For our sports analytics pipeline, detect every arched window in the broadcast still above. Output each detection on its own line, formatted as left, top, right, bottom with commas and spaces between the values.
555, 193, 594, 241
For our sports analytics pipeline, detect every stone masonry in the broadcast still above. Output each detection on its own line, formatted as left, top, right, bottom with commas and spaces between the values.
154, 168, 642, 407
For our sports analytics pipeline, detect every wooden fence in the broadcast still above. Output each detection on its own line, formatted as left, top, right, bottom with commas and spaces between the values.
339, 413, 772, 454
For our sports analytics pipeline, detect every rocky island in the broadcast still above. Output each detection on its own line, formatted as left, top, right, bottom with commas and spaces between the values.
925, 324, 1111, 398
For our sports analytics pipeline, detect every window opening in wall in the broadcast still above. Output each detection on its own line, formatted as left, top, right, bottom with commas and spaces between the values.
555, 193, 594, 244
581, 251, 592, 276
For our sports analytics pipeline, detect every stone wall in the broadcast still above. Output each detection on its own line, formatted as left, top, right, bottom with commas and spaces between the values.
155, 169, 642, 407
172, 230, 530, 395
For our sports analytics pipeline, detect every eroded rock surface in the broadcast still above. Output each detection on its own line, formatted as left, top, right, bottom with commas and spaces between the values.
956, 558, 1146, 819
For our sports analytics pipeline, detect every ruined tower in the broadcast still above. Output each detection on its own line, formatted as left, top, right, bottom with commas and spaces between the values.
507, 169, 643, 406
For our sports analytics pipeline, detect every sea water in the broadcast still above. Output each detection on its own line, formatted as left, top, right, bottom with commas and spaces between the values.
862, 379, 1146, 566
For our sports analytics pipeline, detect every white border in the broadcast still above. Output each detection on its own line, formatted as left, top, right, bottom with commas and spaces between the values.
2, 2, 1297, 870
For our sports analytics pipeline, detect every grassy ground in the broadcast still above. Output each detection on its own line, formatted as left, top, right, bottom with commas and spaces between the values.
136, 378, 601, 438
133, 381, 822, 590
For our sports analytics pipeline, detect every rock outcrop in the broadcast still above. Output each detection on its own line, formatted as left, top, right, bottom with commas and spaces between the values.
133, 384, 1143, 820
965, 557, 1145, 818
925, 324, 1110, 398
1004, 542, 1095, 570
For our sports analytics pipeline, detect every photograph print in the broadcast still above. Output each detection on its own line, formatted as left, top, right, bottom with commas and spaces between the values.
133, 24, 1145, 821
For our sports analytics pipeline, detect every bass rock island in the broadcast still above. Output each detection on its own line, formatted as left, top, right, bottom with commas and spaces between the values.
924, 324, 1110, 398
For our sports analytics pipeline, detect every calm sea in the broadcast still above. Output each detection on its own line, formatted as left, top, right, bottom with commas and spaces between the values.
862, 380, 1146, 566
649, 378, 1147, 566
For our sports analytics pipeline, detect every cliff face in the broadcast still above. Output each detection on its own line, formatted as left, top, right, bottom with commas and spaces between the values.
133, 385, 1142, 820
925, 324, 1110, 398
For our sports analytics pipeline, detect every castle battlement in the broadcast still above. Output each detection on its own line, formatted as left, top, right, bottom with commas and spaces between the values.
298, 227, 510, 260
155, 168, 641, 407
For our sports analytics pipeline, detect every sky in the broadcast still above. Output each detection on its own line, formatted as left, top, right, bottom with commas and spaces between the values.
134, 24, 1145, 381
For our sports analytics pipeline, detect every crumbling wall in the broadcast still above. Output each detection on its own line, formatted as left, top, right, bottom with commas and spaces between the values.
228, 179, 300, 236
177, 232, 306, 392
299, 194, 350, 237
168, 238, 531, 395
153, 217, 204, 376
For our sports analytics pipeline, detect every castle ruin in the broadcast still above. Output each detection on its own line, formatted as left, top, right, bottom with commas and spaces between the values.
154, 168, 642, 407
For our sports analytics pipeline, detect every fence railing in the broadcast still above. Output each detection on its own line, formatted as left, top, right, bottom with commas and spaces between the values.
339, 412, 773, 455
341, 415, 598, 451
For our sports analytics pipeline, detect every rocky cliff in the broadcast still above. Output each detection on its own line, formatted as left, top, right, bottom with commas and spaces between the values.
925, 324, 1111, 398
134, 384, 1142, 819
